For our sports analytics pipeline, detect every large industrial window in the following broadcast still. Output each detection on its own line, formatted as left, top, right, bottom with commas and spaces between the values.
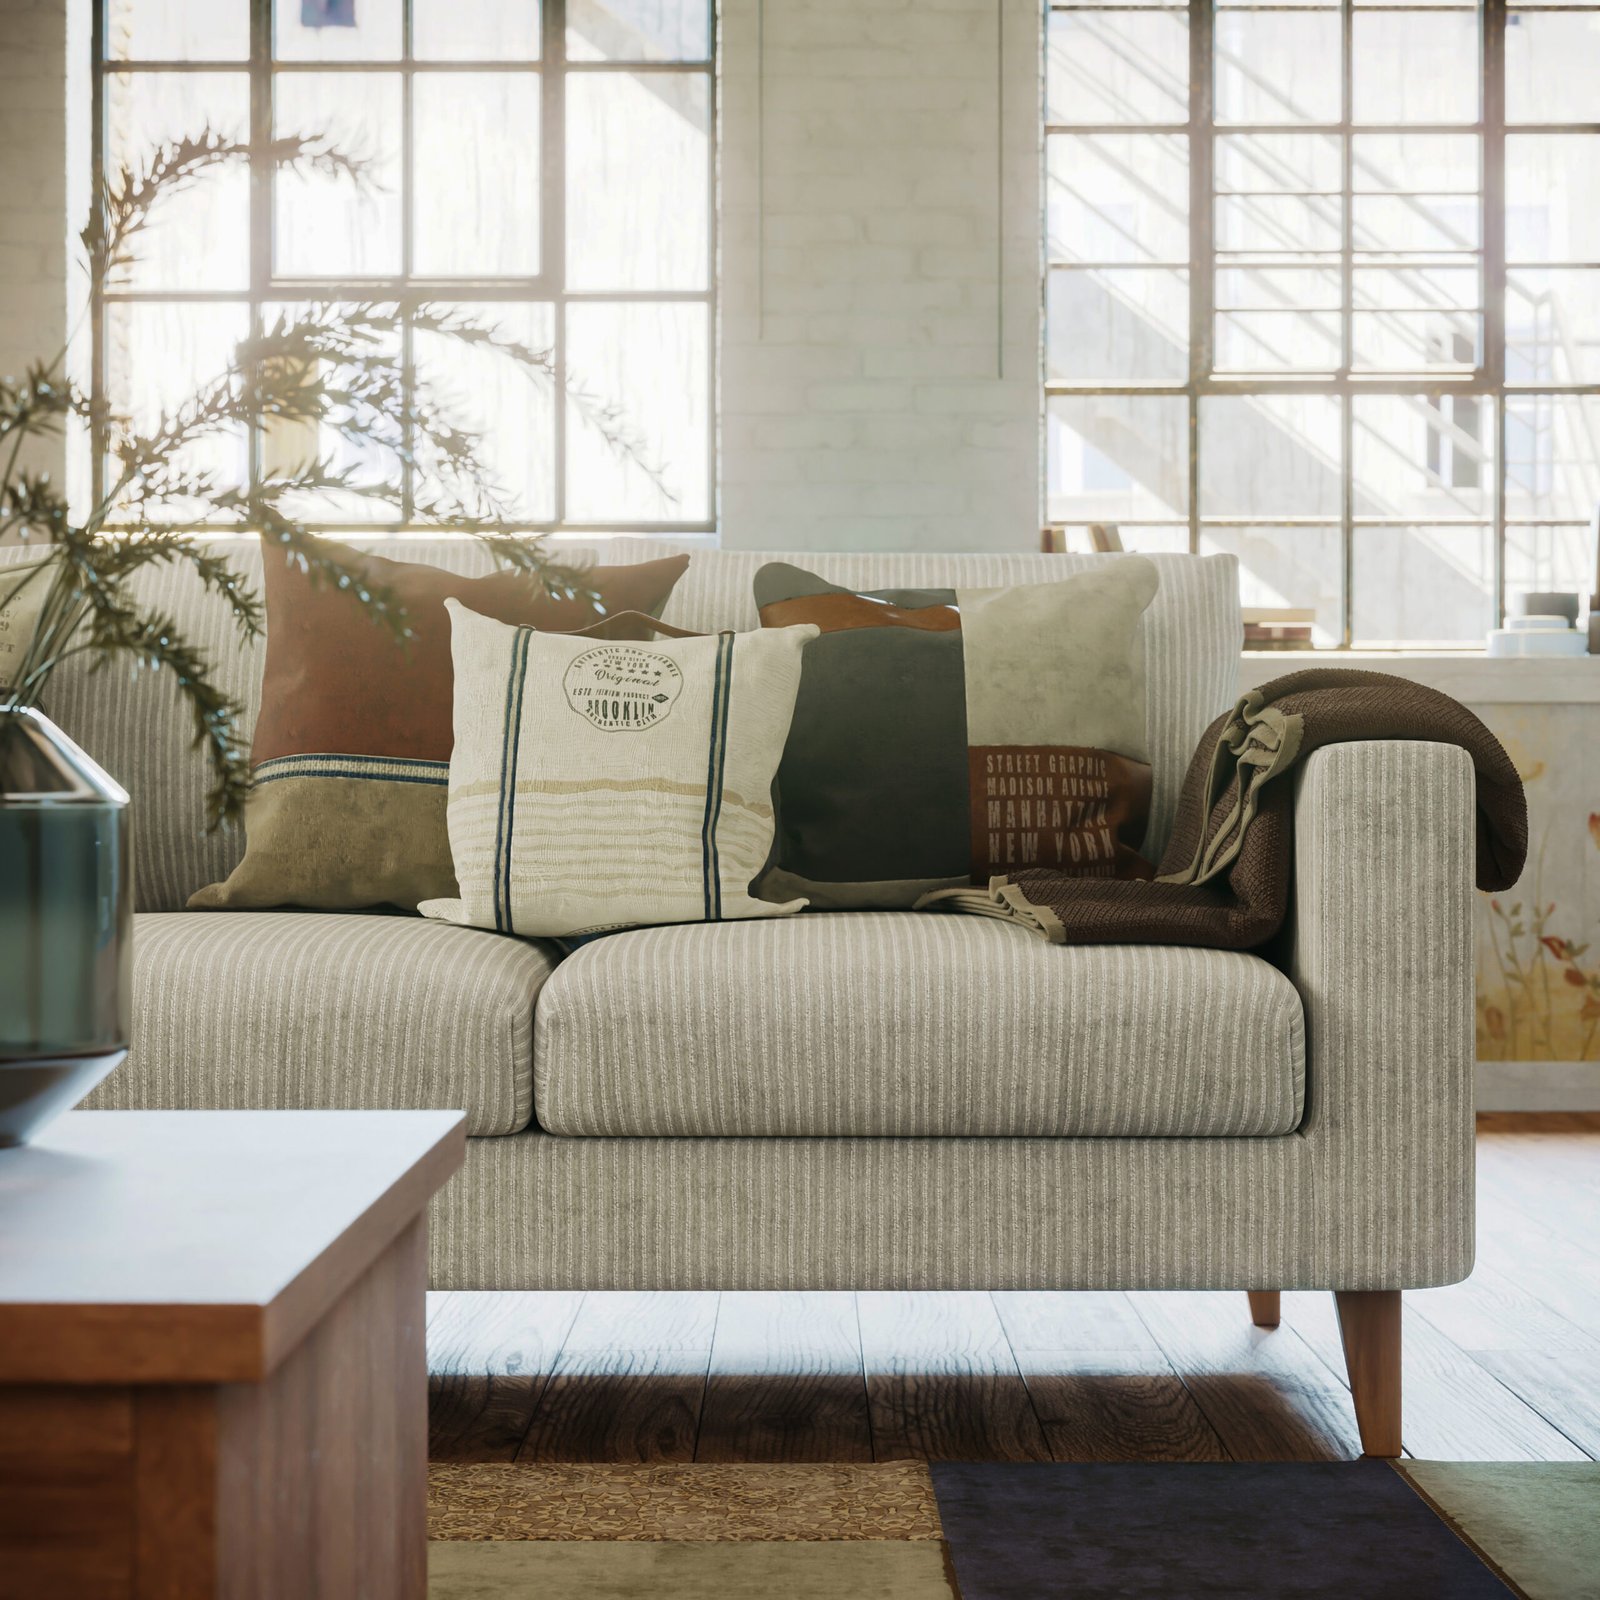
90, 0, 715, 535
1045, 0, 1600, 647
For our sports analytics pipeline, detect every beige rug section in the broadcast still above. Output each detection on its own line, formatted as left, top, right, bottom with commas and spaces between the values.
429, 1539, 958, 1599
428, 1462, 944, 1543
1400, 1461, 1600, 1600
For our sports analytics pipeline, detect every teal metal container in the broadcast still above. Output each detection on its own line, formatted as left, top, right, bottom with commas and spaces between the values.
0, 706, 130, 1144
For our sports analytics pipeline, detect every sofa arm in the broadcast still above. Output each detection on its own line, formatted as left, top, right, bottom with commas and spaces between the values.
1289, 739, 1477, 1288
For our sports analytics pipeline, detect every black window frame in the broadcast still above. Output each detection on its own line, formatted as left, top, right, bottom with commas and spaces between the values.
89, 0, 719, 535
1044, 0, 1600, 647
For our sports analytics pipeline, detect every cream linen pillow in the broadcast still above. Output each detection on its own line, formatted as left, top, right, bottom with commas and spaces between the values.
420, 600, 819, 937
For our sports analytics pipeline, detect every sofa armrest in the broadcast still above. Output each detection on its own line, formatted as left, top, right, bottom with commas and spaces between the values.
1289, 739, 1477, 1288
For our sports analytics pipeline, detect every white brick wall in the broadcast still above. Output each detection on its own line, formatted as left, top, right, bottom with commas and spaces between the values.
0, 0, 70, 499
719, 0, 1042, 552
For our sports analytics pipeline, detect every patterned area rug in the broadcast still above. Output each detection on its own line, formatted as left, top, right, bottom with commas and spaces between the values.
427, 1460, 1600, 1599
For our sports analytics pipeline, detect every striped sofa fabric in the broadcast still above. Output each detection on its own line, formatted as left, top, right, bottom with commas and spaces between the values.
6, 542, 1477, 1291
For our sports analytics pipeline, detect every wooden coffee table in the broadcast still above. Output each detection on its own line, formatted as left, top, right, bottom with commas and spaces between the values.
0, 1109, 464, 1600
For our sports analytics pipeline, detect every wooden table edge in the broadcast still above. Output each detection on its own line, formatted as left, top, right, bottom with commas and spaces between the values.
0, 1113, 466, 1387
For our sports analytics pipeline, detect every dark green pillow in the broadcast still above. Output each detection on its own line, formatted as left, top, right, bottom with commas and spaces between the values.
754, 558, 1160, 910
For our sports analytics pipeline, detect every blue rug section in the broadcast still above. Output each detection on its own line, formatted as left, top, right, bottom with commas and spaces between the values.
930, 1462, 1516, 1599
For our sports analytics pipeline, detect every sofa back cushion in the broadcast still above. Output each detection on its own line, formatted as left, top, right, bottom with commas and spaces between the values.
0, 540, 1238, 909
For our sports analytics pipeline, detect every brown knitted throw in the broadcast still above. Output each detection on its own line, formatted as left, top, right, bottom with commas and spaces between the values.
916, 669, 1527, 949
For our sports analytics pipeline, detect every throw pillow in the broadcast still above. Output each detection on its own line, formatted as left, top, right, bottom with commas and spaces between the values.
188, 539, 690, 912
753, 556, 1160, 909
419, 601, 818, 937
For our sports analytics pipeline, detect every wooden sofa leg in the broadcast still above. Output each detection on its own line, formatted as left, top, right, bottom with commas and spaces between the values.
1334, 1290, 1402, 1458
1247, 1291, 1281, 1328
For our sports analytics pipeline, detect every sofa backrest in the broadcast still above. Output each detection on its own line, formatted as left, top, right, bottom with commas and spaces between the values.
2, 539, 1240, 909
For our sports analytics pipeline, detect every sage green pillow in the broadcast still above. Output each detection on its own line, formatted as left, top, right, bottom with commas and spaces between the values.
753, 557, 1160, 909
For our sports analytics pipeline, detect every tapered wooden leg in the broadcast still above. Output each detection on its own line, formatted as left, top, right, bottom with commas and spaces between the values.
1246, 1291, 1281, 1328
1334, 1289, 1402, 1458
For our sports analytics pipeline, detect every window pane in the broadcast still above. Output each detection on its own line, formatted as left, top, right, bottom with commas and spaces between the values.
413, 74, 540, 277
1215, 268, 1342, 373
1217, 131, 1342, 195
1048, 524, 1191, 556
414, 0, 540, 59
1507, 12, 1600, 124
1353, 11, 1478, 124
1354, 394, 1493, 523
1215, 13, 1341, 126
1217, 191, 1341, 257
1353, 134, 1479, 255
103, 300, 249, 521
1508, 269, 1600, 385
1047, 268, 1188, 384
274, 73, 402, 277
104, 0, 248, 59
1352, 267, 1479, 373
260, 301, 403, 523
1352, 526, 1494, 645
1200, 394, 1342, 518
415, 303, 556, 523
1045, 396, 1189, 525
1506, 395, 1600, 522
1202, 525, 1342, 648
1505, 525, 1598, 602
1507, 136, 1600, 263
106, 72, 249, 291
565, 302, 710, 522
1046, 134, 1188, 265
568, 0, 712, 62
1046, 10, 1189, 126
566, 71, 709, 291
275, 0, 400, 58
275, 0, 401, 60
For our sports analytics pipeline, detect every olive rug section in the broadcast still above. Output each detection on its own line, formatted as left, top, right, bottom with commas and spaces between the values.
428, 1540, 959, 1599
928, 1460, 1517, 1599
428, 1461, 944, 1543
1400, 1462, 1600, 1600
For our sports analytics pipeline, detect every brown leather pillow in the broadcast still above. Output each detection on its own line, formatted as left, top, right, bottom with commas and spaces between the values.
189, 539, 690, 911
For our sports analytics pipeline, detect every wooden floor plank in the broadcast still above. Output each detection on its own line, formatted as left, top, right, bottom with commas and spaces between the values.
993, 1292, 1229, 1462
856, 1291, 1050, 1462
425, 1290, 585, 1462
696, 1292, 872, 1463
1282, 1289, 1589, 1462
1131, 1292, 1365, 1460
1468, 1351, 1600, 1459
515, 1292, 720, 1464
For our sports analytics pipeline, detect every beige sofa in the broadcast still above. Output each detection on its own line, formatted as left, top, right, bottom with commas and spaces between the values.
18, 539, 1477, 1456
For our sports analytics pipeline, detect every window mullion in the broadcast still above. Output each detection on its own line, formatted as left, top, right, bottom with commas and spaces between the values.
1339, 0, 1354, 647
1188, 0, 1213, 556
544, 0, 567, 530
250, 0, 272, 513
90, 1, 108, 517
1483, 0, 1507, 626
401, 0, 415, 525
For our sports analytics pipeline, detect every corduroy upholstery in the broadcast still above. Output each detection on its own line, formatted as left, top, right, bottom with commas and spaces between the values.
84, 911, 558, 1135
427, 743, 1477, 1290
534, 914, 1305, 1138
6, 542, 1479, 1294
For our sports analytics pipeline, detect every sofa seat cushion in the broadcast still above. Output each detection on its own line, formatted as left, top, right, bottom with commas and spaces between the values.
87, 912, 559, 1134
533, 913, 1305, 1138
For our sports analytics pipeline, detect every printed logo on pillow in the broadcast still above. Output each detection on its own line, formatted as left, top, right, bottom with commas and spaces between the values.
563, 645, 683, 732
